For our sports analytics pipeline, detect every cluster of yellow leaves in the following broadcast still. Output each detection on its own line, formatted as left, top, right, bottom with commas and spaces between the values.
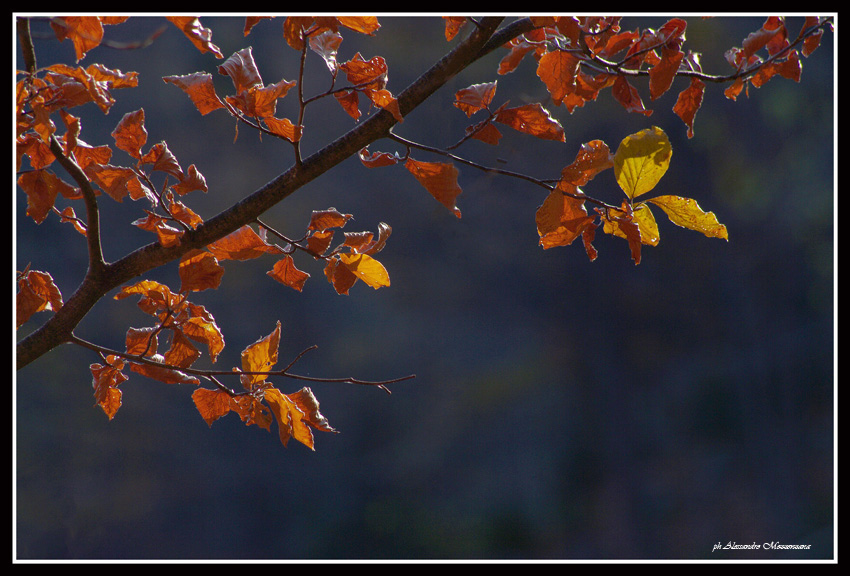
191, 322, 337, 450
536, 126, 728, 265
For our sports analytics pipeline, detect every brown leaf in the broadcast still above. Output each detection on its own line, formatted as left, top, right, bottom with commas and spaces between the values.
612, 75, 653, 116
240, 321, 282, 387
163, 73, 225, 116
16, 269, 64, 329
560, 140, 613, 186
535, 188, 595, 249
178, 249, 224, 292
495, 104, 565, 142
91, 355, 127, 420
207, 225, 283, 261
405, 158, 463, 218
536, 50, 581, 106
167, 17, 223, 58
649, 46, 684, 101
308, 208, 353, 231
111, 109, 147, 160
454, 82, 497, 117
192, 388, 233, 427
267, 255, 311, 292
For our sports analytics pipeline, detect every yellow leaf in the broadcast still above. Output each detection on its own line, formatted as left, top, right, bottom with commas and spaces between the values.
613, 126, 672, 199
338, 253, 390, 289
648, 195, 729, 240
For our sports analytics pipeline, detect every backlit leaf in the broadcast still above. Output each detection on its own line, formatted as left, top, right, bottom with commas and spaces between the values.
673, 77, 705, 138
405, 158, 463, 218
612, 75, 653, 116
613, 126, 672, 199
16, 269, 64, 329
338, 253, 390, 289
111, 109, 147, 160
167, 17, 223, 58
163, 73, 225, 116
207, 225, 283, 261
536, 50, 580, 106
495, 103, 565, 142
267, 255, 310, 292
647, 195, 728, 240
454, 82, 497, 117
91, 355, 127, 420
535, 188, 595, 249
178, 249, 224, 293
241, 321, 281, 387
192, 388, 233, 427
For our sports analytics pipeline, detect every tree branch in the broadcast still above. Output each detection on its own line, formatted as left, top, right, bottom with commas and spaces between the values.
16, 17, 506, 370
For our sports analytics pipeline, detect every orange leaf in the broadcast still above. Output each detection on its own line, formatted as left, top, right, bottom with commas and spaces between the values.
323, 257, 358, 295
207, 225, 283, 261
338, 253, 390, 289
404, 158, 463, 218
535, 188, 595, 249
536, 50, 581, 106
17, 170, 67, 224
50, 16, 104, 61
114, 279, 181, 316
443, 16, 468, 41
182, 313, 226, 364
132, 211, 184, 247
140, 142, 184, 180
90, 355, 127, 420
192, 388, 233, 427
111, 109, 147, 160
495, 103, 565, 142
673, 77, 705, 138
264, 116, 303, 142
16, 269, 64, 329
264, 387, 337, 449
366, 88, 403, 123
359, 148, 400, 168
334, 89, 361, 120
163, 73, 225, 116
167, 17, 223, 58
240, 321, 281, 387
454, 82, 497, 117
267, 255, 311, 292
560, 140, 613, 186
309, 208, 353, 231
178, 249, 224, 292
336, 16, 380, 35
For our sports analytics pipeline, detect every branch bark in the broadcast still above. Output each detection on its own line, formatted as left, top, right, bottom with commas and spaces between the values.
16, 17, 510, 370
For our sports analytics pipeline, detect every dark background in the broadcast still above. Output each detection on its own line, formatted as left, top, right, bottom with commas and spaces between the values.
15, 16, 834, 560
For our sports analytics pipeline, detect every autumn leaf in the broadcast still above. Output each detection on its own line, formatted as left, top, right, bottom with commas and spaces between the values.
181, 312, 226, 364
673, 77, 705, 138
494, 103, 565, 142
324, 257, 358, 295
405, 158, 463, 218
359, 148, 400, 168
91, 355, 128, 420
129, 360, 200, 386
163, 73, 226, 116
560, 140, 613, 186
132, 211, 184, 247
179, 249, 224, 293
649, 46, 684, 101
536, 50, 581, 106
647, 195, 728, 240
613, 126, 672, 199
18, 170, 68, 224
612, 75, 653, 116
167, 17, 223, 58
240, 321, 281, 388
267, 255, 311, 292
264, 387, 337, 449
338, 253, 390, 289
192, 388, 233, 427
535, 187, 595, 250
309, 207, 353, 231
207, 225, 283, 261
454, 82, 497, 117
16, 269, 64, 329
111, 109, 147, 160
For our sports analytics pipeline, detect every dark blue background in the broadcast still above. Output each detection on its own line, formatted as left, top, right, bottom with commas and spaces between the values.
16, 16, 834, 560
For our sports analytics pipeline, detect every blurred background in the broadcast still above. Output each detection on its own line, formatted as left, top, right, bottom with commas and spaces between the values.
15, 16, 834, 560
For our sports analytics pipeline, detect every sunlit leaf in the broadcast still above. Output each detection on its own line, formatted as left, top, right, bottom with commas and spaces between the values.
613, 126, 672, 199
338, 253, 390, 289
179, 249, 224, 293
405, 158, 463, 218
647, 195, 728, 240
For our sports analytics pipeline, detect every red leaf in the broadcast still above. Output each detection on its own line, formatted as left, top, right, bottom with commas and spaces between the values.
673, 77, 705, 138
536, 50, 581, 106
111, 109, 147, 160
454, 82, 497, 117
163, 73, 225, 116
612, 75, 653, 116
